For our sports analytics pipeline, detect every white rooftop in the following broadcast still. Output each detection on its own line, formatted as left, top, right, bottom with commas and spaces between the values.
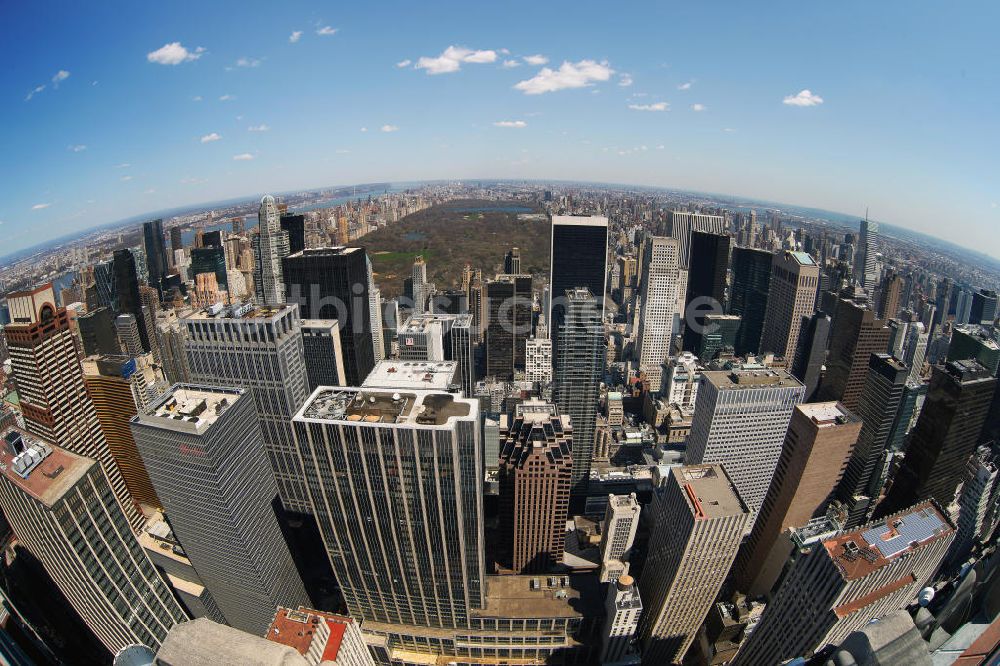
362, 360, 458, 391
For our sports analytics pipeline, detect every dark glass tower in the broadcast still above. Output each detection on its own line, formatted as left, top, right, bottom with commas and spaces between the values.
282, 247, 375, 386
112, 249, 151, 352
484, 275, 532, 379
791, 312, 831, 400
190, 246, 228, 291
280, 214, 306, 255
548, 215, 608, 336
729, 247, 772, 356
683, 231, 731, 352
142, 218, 168, 294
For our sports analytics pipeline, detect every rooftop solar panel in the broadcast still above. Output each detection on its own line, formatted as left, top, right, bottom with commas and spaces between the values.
861, 507, 946, 559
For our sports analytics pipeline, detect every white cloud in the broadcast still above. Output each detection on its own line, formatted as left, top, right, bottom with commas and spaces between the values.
523, 54, 548, 66
415, 46, 497, 74
618, 73, 633, 87
120, 175, 133, 181
232, 153, 254, 161
380, 124, 399, 132
992, 202, 998, 209
316, 26, 338, 36
200, 132, 221, 143
396, 59, 412, 68
360, 127, 368, 132
67, 144, 87, 152
51, 70, 70, 87
502, 59, 520, 68
25, 84, 45, 101
144, 188, 156, 194
115, 163, 130, 168
219, 94, 235, 101
235, 57, 262, 68
656, 144, 665, 150
691, 103, 706, 112
147, 42, 205, 65
289, 30, 303, 43
677, 81, 692, 90
336, 149, 350, 154
180, 176, 205, 184
723, 127, 736, 132
31, 203, 51, 210
248, 124, 270, 132
628, 102, 669, 111
783, 89, 824, 107
514, 59, 614, 94
494, 120, 527, 128
192, 95, 203, 102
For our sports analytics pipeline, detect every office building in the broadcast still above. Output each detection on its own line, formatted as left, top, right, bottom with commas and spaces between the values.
638, 465, 751, 665
548, 215, 608, 337
4, 285, 144, 530
503, 246, 521, 275
660, 352, 701, 411
948, 324, 1000, 375
253, 194, 290, 306
397, 312, 475, 397
552, 288, 605, 494
293, 385, 484, 628
280, 213, 306, 255
524, 336, 552, 384
266, 606, 376, 666
601, 575, 642, 666
729, 247, 774, 356
877, 359, 996, 516
93, 259, 118, 310
733, 502, 954, 665
0, 428, 187, 653
791, 312, 831, 400
759, 251, 820, 359
143, 218, 169, 293
903, 321, 930, 381
665, 211, 726, 268
636, 237, 680, 387
484, 275, 532, 379
735, 402, 862, 596
498, 401, 573, 573
113, 248, 152, 352
683, 231, 731, 352
818, 298, 890, 412
156, 312, 191, 384
693, 313, 740, 361
115, 313, 143, 356
182, 303, 312, 513
301, 319, 347, 390
367, 258, 384, 363
283, 247, 375, 386
82, 355, 161, 510
856, 218, 879, 289
412, 255, 428, 314
685, 367, 805, 512
833, 354, 909, 528
190, 246, 228, 291
131, 385, 310, 635
599, 493, 640, 583
946, 444, 1000, 568
970, 288, 998, 325
876, 273, 903, 320
77, 306, 120, 356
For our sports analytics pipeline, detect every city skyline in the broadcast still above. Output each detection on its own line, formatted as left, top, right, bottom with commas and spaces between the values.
3, 2, 999, 258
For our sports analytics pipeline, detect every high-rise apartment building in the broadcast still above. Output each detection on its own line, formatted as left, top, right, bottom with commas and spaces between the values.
759, 251, 820, 359
0, 428, 187, 653
548, 215, 608, 338
293, 385, 484, 628
82, 355, 161, 510
732, 502, 954, 665
498, 401, 573, 573
833, 354, 908, 527
638, 464, 751, 665
143, 218, 169, 293
659, 352, 701, 411
552, 288, 605, 495
283, 247, 376, 386
181, 303, 312, 513
818, 297, 890, 412
636, 237, 680, 387
877, 359, 996, 516
253, 194, 290, 306
4, 284, 144, 530
735, 402, 861, 596
685, 367, 805, 512
131, 385, 310, 635
599, 493, 640, 583
300, 319, 347, 390
524, 336, 553, 384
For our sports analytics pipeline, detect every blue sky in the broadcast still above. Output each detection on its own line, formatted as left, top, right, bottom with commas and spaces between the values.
2, 1, 999, 257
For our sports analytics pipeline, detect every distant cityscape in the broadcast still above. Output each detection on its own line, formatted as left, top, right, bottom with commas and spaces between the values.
0, 180, 998, 666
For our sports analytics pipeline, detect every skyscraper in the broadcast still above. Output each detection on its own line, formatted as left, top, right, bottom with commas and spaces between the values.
818, 297, 890, 412
552, 288, 605, 495
548, 215, 608, 337
300, 319, 347, 390
665, 211, 726, 268
131, 385, 310, 635
732, 502, 954, 665
82, 355, 161, 510
601, 575, 643, 666
970, 288, 998, 325
856, 218, 879, 289
279, 213, 306, 255
4, 284, 144, 530
483, 275, 532, 379
181, 303, 312, 514
790, 312, 831, 400
948, 324, 1000, 375
0, 428, 187, 653
113, 248, 153, 352
876, 273, 903, 320
683, 231, 731, 352
734, 402, 861, 596
877, 359, 997, 516
143, 218, 169, 293
253, 194, 290, 306
498, 401, 573, 573
293, 385, 485, 628
636, 237, 680, 387
685, 367, 805, 513
282, 247, 376, 386
638, 464, 751, 665
832, 354, 909, 528
412, 254, 428, 314
77, 306, 121, 356
759, 251, 820, 359
503, 246, 521, 275
599, 493, 640, 583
